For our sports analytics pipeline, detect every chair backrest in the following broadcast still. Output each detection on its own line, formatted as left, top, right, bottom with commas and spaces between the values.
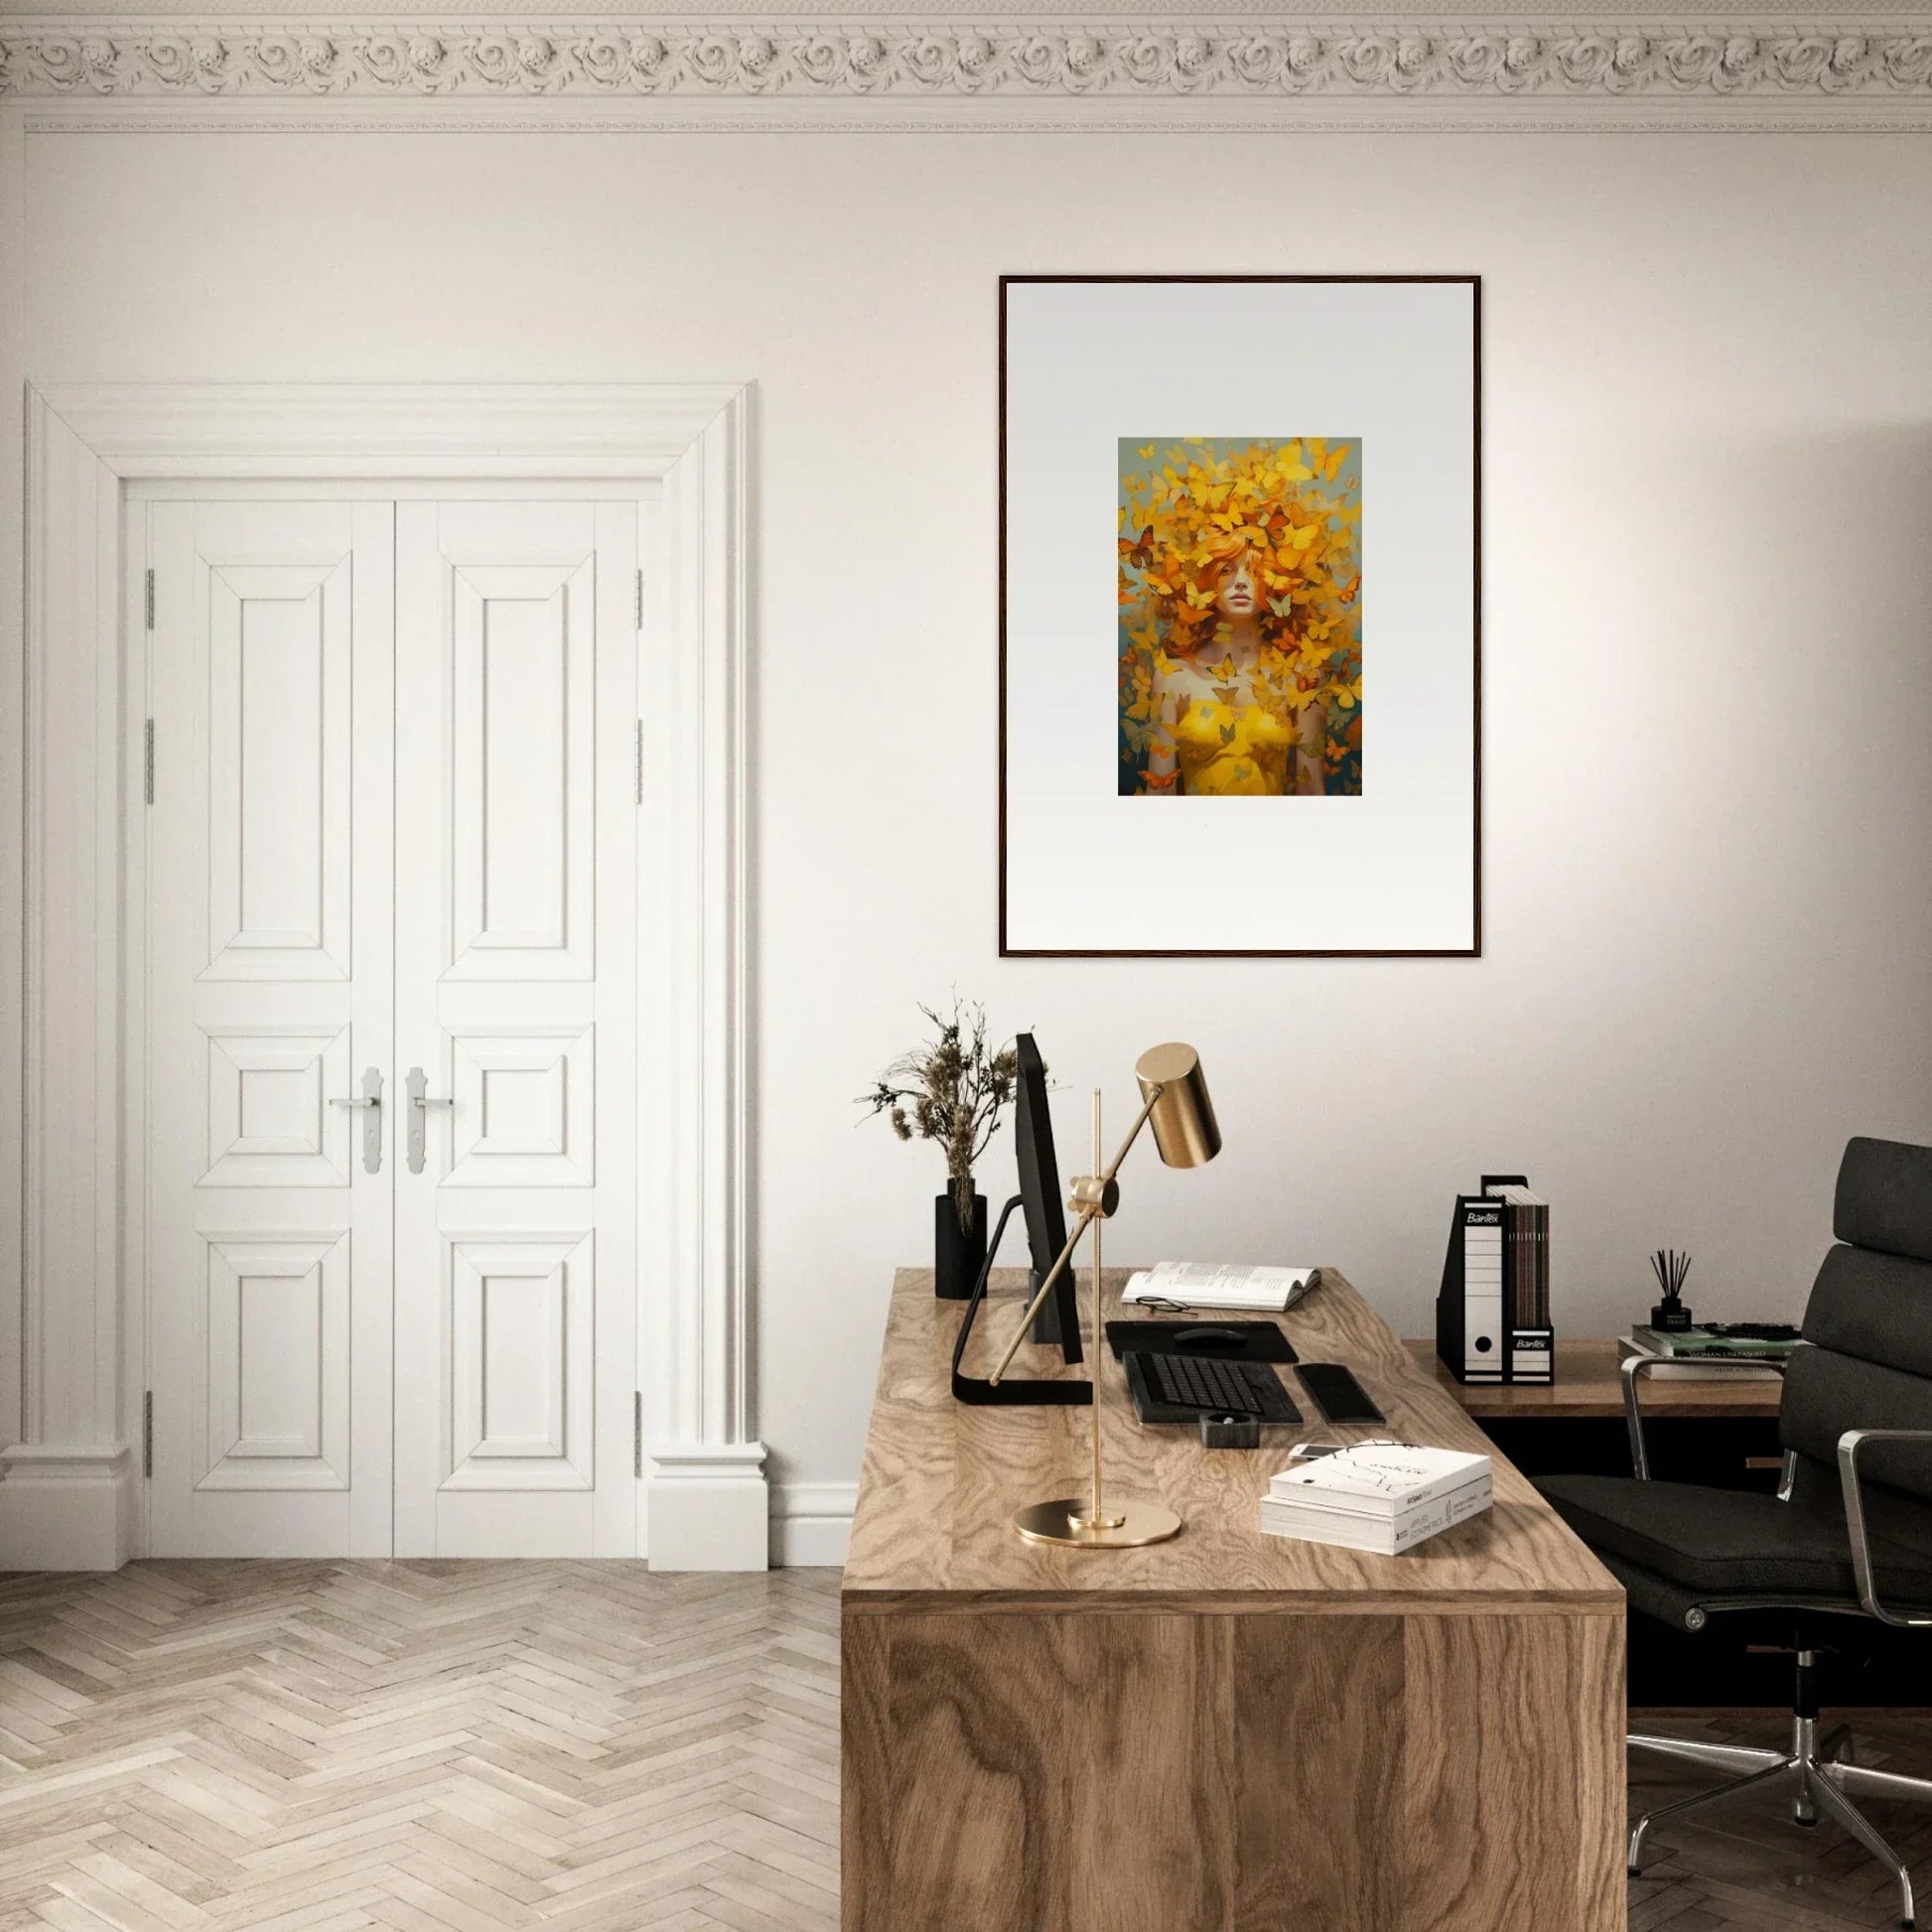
1781, 1138, 1932, 1533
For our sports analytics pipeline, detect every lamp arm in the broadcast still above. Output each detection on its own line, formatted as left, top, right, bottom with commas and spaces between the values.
986, 1084, 1165, 1387
1095, 1085, 1166, 1190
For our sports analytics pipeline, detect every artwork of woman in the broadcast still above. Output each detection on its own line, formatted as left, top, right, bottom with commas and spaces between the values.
1117, 438, 1362, 797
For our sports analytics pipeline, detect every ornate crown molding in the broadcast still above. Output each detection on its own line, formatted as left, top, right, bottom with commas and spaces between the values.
4, 16, 1931, 121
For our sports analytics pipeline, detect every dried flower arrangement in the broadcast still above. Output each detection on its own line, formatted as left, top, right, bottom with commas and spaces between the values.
861, 998, 1021, 1234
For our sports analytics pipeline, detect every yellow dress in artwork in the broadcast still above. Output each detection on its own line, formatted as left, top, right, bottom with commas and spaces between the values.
1173, 696, 1295, 796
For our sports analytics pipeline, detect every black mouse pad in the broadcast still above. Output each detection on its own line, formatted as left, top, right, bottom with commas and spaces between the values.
1104, 1319, 1297, 1365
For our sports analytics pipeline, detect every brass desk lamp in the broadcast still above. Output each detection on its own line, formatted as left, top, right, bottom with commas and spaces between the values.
987, 1041, 1221, 1548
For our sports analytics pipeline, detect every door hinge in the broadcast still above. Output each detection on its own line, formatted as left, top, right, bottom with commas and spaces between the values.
144, 568, 155, 631
633, 1392, 643, 1479
634, 567, 644, 631
144, 720, 155, 805
142, 1391, 153, 1478
634, 720, 644, 806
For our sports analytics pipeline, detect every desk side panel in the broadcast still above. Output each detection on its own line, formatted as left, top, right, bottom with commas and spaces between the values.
1403, 1610, 1626, 1932
843, 1602, 1625, 1932
1233, 1613, 1407, 1929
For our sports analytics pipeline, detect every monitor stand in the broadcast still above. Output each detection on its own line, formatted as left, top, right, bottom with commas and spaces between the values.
1030, 1270, 1072, 1347
951, 1195, 1091, 1407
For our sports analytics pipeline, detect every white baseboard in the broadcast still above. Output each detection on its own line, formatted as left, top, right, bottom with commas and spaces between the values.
0, 1444, 850, 1573
0, 1445, 137, 1571
645, 1442, 770, 1571
770, 1480, 855, 1568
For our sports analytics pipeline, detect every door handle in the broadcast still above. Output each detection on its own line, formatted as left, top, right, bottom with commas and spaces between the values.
329, 1066, 384, 1174
405, 1065, 454, 1175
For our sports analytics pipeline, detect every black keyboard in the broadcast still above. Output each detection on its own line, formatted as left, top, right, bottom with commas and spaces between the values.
1127, 1351, 1302, 1424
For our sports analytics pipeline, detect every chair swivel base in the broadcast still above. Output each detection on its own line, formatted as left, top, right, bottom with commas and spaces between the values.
1630, 1713, 1930, 1929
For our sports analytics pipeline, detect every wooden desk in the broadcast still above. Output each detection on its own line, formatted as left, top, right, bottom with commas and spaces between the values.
843, 1270, 1626, 1932
1407, 1336, 1784, 1420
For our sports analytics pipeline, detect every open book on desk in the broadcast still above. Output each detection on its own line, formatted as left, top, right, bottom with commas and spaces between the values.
1122, 1261, 1318, 1313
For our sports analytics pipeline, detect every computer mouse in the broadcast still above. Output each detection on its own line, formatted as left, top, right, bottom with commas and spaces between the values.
1173, 1325, 1246, 1349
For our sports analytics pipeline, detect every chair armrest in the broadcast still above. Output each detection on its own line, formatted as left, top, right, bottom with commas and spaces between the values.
1838, 1429, 1932, 1627
1621, 1351, 1789, 1481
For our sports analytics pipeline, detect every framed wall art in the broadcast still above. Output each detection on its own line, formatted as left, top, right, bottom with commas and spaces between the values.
999, 274, 1480, 957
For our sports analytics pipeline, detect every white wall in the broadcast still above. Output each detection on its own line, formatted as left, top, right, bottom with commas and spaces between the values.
23, 126, 1932, 1538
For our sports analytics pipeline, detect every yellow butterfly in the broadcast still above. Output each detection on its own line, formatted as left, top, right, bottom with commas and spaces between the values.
1137, 444, 1155, 459
1330, 674, 1363, 709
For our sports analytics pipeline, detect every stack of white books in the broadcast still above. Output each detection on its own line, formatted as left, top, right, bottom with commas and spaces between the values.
1121, 1261, 1317, 1312
1260, 1444, 1493, 1556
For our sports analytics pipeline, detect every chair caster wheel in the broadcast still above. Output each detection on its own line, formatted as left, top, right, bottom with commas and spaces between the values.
1627, 1868, 1640, 1878
1795, 1816, 1819, 1829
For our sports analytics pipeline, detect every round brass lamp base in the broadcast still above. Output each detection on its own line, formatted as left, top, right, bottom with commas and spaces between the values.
1013, 1497, 1182, 1548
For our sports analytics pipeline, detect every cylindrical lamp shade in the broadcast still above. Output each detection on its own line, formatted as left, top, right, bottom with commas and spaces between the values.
1134, 1042, 1221, 1169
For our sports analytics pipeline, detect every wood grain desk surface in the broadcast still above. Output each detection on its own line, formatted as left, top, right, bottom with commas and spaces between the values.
1408, 1336, 1785, 1420
843, 1268, 1621, 1615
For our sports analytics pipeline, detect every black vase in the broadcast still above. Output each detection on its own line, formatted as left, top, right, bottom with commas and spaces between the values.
934, 1186, 989, 1300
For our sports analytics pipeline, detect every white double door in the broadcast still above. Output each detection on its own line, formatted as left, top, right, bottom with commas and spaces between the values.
145, 495, 640, 1557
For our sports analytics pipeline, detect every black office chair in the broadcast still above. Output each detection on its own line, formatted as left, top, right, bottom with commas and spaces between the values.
1539, 1136, 1932, 1930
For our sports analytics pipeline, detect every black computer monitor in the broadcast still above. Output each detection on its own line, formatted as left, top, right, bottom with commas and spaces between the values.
1013, 1034, 1082, 1363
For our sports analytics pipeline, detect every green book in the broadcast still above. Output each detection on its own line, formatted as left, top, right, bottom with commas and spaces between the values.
1631, 1324, 1801, 1360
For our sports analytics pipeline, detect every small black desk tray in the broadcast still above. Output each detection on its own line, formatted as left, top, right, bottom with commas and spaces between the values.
1104, 1319, 1298, 1365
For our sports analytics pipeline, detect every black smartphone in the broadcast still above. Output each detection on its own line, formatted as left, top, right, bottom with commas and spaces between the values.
1297, 1363, 1385, 1425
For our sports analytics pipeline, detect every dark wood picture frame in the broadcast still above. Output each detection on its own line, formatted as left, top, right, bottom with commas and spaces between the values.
997, 273, 1482, 959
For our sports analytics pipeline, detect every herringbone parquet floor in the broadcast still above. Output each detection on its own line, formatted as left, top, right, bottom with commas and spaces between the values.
0, 1563, 841, 1932
5, 1562, 1932, 1930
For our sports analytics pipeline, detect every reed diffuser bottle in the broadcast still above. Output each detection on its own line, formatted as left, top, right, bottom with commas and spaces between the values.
1650, 1249, 1694, 1332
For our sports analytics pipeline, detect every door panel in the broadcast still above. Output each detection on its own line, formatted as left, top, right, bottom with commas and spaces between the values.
449, 564, 595, 979
199, 1231, 350, 1489
203, 563, 352, 980
147, 501, 395, 1557
393, 501, 637, 1557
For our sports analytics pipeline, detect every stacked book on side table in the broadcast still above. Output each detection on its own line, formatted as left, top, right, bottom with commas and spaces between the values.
1259, 1444, 1492, 1556
1617, 1321, 1803, 1382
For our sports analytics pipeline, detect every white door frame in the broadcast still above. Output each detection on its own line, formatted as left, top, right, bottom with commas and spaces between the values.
0, 382, 765, 1572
